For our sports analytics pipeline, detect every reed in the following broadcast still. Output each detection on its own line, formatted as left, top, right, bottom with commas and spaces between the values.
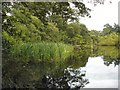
10, 42, 73, 62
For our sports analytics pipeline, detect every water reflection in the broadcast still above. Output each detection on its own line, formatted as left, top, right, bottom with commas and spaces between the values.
2, 46, 120, 88
91, 46, 120, 66
84, 57, 118, 88
67, 48, 91, 68
39, 68, 89, 89
2, 60, 89, 89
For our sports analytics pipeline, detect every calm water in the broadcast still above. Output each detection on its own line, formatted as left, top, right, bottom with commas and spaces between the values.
2, 46, 120, 89
83, 57, 118, 88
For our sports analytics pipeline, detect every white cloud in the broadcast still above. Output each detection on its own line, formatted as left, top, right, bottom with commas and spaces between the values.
80, 0, 120, 31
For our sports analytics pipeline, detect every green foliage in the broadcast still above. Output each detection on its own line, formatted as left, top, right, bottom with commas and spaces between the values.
99, 32, 119, 46
98, 46, 119, 59
3, 2, 119, 64
30, 16, 44, 30
89, 30, 101, 46
22, 2, 91, 23
2, 2, 92, 52
90, 24, 120, 46
10, 42, 73, 62
2, 3, 42, 45
66, 23, 91, 47
68, 48, 91, 68
91, 46, 120, 66
102, 24, 113, 35
113, 24, 120, 33
102, 24, 120, 35
2, 31, 16, 44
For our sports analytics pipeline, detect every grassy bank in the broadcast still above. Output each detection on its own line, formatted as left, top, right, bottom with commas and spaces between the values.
10, 42, 73, 62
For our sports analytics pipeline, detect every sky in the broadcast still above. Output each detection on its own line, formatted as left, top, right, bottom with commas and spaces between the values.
82, 57, 118, 88
79, 0, 120, 31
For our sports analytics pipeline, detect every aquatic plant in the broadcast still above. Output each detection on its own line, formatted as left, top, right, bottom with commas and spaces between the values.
10, 42, 73, 62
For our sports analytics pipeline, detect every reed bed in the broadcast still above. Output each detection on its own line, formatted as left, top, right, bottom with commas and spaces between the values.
10, 42, 73, 62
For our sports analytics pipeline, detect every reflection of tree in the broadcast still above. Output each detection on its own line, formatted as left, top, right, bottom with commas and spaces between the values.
67, 49, 91, 68
3, 47, 90, 88
36, 68, 89, 89
100, 46, 120, 66
91, 46, 120, 66
2, 60, 65, 88
2, 60, 33, 88
3, 46, 91, 88
104, 57, 120, 66
2, 59, 89, 89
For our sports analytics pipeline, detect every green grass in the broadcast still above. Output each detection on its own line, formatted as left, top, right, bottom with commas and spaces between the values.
10, 42, 73, 62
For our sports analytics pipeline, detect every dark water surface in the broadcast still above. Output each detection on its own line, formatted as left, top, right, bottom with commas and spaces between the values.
2, 46, 120, 89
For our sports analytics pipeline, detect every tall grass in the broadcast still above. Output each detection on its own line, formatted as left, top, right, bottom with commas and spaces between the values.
10, 42, 73, 62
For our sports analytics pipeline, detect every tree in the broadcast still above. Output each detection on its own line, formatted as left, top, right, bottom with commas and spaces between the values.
89, 30, 100, 45
113, 24, 120, 33
2, 2, 69, 46
2, 2, 43, 54
65, 22, 91, 46
88, 0, 106, 5
21, 2, 91, 23
99, 23, 120, 46
102, 24, 113, 35
99, 32, 119, 46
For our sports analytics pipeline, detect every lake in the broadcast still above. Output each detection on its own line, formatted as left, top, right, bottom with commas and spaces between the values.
2, 46, 120, 89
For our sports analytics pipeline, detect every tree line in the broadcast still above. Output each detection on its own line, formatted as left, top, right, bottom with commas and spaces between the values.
2, 2, 120, 57
91, 24, 120, 46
